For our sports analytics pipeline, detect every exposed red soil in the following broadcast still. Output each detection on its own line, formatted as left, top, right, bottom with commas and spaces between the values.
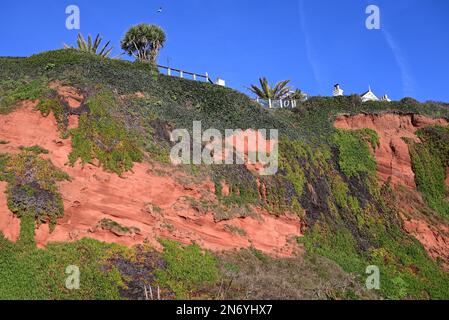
196, 129, 276, 175
335, 113, 449, 265
49, 82, 83, 108
334, 113, 449, 188
403, 219, 449, 268
0, 181, 20, 242
0, 102, 301, 256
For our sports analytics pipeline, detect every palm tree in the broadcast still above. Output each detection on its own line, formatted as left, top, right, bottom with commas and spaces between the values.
64, 33, 113, 58
248, 78, 292, 100
287, 89, 306, 101
121, 24, 166, 64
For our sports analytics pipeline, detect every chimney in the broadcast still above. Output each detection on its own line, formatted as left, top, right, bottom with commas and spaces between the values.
333, 84, 344, 97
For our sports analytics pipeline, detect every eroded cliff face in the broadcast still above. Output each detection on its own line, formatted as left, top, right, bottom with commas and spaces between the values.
334, 113, 449, 188
403, 218, 449, 265
0, 100, 301, 256
334, 113, 449, 266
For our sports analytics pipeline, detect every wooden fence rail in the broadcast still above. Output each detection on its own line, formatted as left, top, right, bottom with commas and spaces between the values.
157, 65, 214, 84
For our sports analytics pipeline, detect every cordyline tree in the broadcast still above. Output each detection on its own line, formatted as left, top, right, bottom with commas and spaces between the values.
248, 77, 292, 100
64, 33, 114, 58
121, 24, 166, 64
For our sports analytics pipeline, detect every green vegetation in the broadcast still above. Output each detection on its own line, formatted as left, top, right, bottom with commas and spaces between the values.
248, 77, 292, 100
1, 49, 449, 300
99, 219, 140, 236
301, 174, 449, 300
332, 129, 378, 178
0, 151, 69, 231
0, 231, 125, 299
409, 125, 449, 218
19, 145, 49, 155
68, 89, 144, 175
65, 33, 114, 58
0, 78, 49, 114
35, 98, 67, 134
155, 239, 220, 299
301, 223, 449, 299
121, 24, 166, 64
216, 248, 372, 300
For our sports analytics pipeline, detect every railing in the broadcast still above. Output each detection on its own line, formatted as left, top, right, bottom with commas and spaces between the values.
157, 65, 214, 84
255, 98, 305, 109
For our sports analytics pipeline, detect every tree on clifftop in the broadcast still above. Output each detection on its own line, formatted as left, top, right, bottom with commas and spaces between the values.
121, 24, 166, 64
248, 77, 292, 100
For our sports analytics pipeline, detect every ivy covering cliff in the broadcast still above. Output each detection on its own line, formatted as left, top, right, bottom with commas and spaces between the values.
0, 50, 448, 299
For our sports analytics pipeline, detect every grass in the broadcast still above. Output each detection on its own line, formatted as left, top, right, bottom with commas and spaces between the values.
18, 145, 49, 155
217, 248, 374, 300
0, 78, 49, 114
155, 239, 220, 299
0, 217, 125, 299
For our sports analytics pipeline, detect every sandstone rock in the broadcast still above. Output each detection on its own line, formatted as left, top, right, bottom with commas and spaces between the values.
334, 113, 449, 188
403, 219, 449, 268
0, 104, 302, 257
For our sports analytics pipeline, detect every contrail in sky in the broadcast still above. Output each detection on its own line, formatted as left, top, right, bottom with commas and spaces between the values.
382, 28, 416, 98
298, 0, 323, 91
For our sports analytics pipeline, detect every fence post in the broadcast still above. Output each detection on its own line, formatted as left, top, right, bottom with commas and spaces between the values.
193, 74, 197, 81
205, 72, 209, 82
268, 99, 272, 109
180, 71, 183, 78
167, 67, 171, 76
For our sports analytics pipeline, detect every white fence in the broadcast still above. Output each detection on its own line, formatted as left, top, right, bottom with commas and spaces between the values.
157, 65, 214, 84
255, 98, 304, 109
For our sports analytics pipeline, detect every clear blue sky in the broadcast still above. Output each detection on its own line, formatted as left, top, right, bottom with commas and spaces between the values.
1, 0, 448, 102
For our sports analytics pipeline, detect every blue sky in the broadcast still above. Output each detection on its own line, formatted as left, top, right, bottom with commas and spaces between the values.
0, 0, 448, 102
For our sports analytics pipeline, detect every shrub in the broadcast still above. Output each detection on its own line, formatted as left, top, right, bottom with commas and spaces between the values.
18, 145, 49, 155
408, 125, 449, 218
332, 129, 377, 179
1, 152, 69, 231
68, 90, 144, 175
156, 239, 219, 299
0, 79, 49, 114
65, 33, 113, 58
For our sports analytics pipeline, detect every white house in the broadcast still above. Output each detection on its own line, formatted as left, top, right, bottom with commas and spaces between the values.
331, 84, 392, 103
333, 84, 344, 97
360, 86, 379, 102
